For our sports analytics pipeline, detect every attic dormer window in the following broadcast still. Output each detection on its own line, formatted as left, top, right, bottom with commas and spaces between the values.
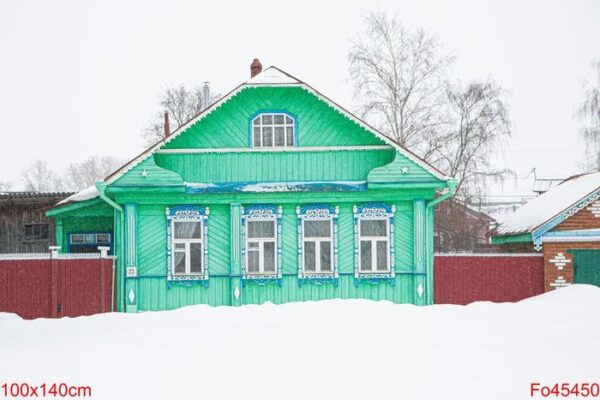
252, 113, 295, 147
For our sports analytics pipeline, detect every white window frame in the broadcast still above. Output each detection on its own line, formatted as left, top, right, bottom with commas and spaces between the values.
171, 219, 205, 276
166, 205, 210, 283
357, 217, 391, 273
241, 205, 283, 283
296, 205, 339, 284
302, 219, 334, 273
251, 112, 295, 148
353, 203, 396, 282
245, 219, 277, 275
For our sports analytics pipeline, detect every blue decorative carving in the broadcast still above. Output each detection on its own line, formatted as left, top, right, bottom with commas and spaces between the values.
296, 204, 339, 287
353, 202, 396, 286
166, 205, 210, 286
241, 204, 283, 286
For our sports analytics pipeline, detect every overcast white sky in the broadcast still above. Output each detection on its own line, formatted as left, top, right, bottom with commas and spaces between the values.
1, 0, 599, 194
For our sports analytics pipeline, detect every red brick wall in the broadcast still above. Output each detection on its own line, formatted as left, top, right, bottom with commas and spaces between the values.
554, 200, 600, 231
542, 241, 600, 292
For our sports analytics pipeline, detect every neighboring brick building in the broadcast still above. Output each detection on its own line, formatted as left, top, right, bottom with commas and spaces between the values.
491, 172, 600, 291
0, 192, 72, 253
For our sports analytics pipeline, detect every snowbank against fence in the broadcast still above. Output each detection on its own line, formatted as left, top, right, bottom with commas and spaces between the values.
0, 247, 115, 319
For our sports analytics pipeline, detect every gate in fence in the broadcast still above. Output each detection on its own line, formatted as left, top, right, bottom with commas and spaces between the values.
0, 246, 116, 319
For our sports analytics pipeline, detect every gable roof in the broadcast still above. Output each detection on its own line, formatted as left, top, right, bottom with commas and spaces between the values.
104, 66, 450, 185
493, 172, 600, 237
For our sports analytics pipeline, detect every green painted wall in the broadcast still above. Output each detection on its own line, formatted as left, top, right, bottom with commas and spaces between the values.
154, 149, 395, 183
162, 86, 385, 149
47, 81, 450, 312
125, 198, 418, 311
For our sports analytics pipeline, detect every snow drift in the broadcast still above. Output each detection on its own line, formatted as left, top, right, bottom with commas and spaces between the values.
1, 285, 599, 400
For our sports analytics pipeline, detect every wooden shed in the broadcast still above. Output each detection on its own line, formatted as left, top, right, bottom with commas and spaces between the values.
0, 192, 72, 253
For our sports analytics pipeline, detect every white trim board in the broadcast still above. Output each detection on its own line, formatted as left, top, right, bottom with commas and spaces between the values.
156, 145, 392, 154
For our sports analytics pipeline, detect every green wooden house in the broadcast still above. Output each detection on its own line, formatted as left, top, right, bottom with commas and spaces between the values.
47, 60, 455, 312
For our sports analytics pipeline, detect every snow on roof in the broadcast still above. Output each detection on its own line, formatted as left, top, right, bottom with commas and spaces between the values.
246, 66, 301, 85
57, 185, 99, 205
495, 172, 600, 236
531, 177, 564, 194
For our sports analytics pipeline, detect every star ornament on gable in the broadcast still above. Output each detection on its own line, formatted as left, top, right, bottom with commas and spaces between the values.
401, 166, 409, 174
141, 169, 148, 178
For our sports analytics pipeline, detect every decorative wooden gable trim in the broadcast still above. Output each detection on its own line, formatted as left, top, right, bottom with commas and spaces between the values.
532, 187, 600, 250
104, 66, 449, 186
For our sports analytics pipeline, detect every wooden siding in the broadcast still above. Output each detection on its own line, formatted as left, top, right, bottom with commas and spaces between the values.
162, 86, 385, 150
130, 200, 417, 310
154, 149, 395, 183
0, 197, 66, 253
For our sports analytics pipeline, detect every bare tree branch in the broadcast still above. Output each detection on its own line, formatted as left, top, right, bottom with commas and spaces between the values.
578, 59, 600, 170
143, 84, 221, 145
349, 10, 513, 200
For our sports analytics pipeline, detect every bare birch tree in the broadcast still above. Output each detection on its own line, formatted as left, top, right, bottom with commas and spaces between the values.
63, 156, 124, 191
0, 181, 12, 191
21, 160, 62, 192
143, 83, 221, 145
578, 59, 600, 170
434, 81, 513, 198
349, 10, 513, 199
348, 10, 454, 159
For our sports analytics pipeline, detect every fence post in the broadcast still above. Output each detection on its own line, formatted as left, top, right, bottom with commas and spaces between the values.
98, 246, 110, 313
49, 246, 61, 318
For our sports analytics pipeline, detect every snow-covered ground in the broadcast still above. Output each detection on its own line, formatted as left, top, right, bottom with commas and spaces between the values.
1, 286, 599, 400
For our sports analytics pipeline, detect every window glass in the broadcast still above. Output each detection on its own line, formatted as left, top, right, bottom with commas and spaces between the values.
360, 241, 372, 271
320, 241, 332, 271
174, 252, 186, 274
262, 127, 273, 146
248, 251, 260, 272
304, 220, 330, 237
174, 221, 202, 239
252, 113, 295, 147
376, 241, 388, 271
360, 220, 387, 237
274, 127, 285, 146
97, 234, 110, 244
304, 242, 316, 271
248, 221, 275, 238
190, 243, 203, 274
71, 234, 85, 244
253, 127, 261, 146
263, 242, 275, 272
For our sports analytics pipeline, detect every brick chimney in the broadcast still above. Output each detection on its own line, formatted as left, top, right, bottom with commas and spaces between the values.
163, 111, 171, 138
250, 58, 262, 78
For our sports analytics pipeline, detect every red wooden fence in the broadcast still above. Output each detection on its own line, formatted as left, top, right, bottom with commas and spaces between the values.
0, 254, 115, 319
434, 253, 544, 305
